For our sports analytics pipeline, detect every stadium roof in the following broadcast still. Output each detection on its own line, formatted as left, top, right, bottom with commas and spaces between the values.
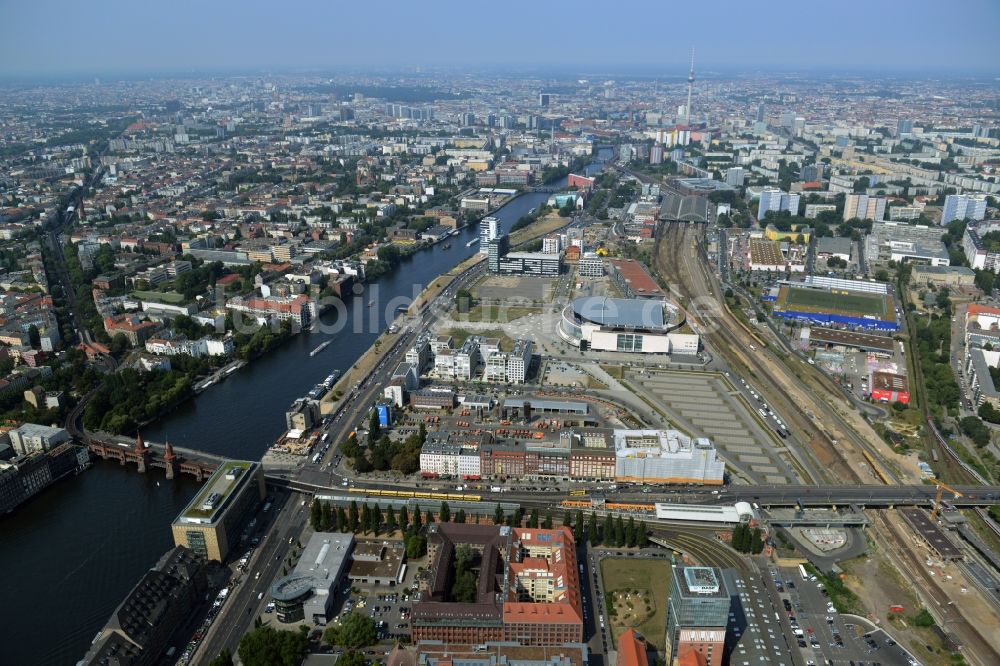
570, 296, 666, 330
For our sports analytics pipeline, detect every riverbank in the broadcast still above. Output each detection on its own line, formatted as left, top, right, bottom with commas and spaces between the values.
0, 172, 576, 666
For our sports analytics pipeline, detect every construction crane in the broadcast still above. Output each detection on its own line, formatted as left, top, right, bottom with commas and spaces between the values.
930, 482, 963, 521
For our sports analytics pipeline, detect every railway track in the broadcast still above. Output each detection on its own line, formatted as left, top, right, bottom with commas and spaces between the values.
869, 510, 999, 665
655, 222, 869, 484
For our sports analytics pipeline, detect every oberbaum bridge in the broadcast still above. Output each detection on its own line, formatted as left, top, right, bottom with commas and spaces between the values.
84, 432, 224, 481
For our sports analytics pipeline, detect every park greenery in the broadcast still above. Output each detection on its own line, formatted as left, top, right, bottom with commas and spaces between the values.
237, 625, 309, 666
323, 612, 377, 648
346, 421, 426, 475
82, 368, 194, 434
911, 308, 960, 416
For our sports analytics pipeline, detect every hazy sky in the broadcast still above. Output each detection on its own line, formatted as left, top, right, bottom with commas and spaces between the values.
2, 0, 999, 79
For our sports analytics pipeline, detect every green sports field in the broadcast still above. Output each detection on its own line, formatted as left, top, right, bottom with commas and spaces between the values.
778, 285, 889, 318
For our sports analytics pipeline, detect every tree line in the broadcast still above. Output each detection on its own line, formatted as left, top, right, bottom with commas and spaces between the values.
564, 509, 648, 548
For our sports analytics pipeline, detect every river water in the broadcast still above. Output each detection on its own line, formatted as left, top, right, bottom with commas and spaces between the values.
0, 182, 572, 665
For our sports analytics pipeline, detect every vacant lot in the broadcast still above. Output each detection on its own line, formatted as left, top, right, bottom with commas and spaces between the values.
600, 557, 671, 651
455, 305, 542, 323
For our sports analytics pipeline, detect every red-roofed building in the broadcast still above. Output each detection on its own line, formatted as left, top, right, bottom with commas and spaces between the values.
503, 526, 583, 644
609, 258, 664, 299
675, 630, 723, 666
78, 341, 111, 359
675, 646, 707, 666
104, 314, 160, 347
412, 524, 583, 646
567, 174, 595, 191
617, 629, 649, 666
216, 273, 242, 289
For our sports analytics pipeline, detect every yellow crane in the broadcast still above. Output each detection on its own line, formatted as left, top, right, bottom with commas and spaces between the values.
930, 482, 963, 521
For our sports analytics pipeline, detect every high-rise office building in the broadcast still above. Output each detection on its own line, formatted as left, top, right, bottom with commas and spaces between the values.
480, 216, 500, 254
942, 194, 988, 226
539, 93, 550, 107
897, 118, 914, 136
757, 189, 800, 221
487, 234, 510, 272
666, 566, 730, 666
756, 103, 765, 123
843, 194, 887, 222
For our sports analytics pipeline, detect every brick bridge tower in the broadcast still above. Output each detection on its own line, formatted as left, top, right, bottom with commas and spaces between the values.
133, 432, 151, 473
163, 440, 177, 480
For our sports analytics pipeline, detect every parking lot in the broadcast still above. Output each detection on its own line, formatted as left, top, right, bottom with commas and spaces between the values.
728, 567, 795, 666
342, 588, 415, 643
628, 370, 805, 484
769, 566, 918, 666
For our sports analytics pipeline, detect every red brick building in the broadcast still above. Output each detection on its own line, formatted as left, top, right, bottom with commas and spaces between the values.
617, 629, 649, 666
104, 315, 160, 346
412, 524, 583, 646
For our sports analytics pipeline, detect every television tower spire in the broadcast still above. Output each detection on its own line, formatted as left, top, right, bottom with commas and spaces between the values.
686, 47, 695, 127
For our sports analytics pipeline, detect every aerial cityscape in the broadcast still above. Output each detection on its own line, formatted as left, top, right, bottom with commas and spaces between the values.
2, 2, 1000, 666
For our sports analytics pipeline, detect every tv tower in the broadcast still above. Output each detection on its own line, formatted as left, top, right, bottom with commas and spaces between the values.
685, 48, 695, 127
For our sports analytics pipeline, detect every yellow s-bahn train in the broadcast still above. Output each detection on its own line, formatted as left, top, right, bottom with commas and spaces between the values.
347, 487, 481, 502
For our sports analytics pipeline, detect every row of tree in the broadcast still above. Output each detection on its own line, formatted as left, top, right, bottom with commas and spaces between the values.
564, 509, 648, 548
731, 522, 765, 554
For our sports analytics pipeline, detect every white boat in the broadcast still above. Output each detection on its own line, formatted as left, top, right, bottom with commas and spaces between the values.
310, 340, 332, 357
466, 238, 479, 247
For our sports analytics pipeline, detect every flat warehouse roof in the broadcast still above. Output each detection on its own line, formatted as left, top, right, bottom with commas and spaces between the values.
609, 259, 663, 297
808, 328, 895, 352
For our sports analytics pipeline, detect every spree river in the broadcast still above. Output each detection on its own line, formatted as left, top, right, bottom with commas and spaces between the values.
0, 180, 579, 665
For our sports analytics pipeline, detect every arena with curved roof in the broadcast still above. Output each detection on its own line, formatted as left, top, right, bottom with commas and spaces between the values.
558, 296, 698, 354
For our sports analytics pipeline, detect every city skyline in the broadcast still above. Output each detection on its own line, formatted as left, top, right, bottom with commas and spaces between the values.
2, 0, 1000, 79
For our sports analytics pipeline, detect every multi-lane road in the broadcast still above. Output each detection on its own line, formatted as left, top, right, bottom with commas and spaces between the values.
193, 488, 310, 663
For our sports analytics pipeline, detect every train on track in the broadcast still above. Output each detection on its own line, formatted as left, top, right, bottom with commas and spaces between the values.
560, 498, 658, 513
347, 487, 481, 502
